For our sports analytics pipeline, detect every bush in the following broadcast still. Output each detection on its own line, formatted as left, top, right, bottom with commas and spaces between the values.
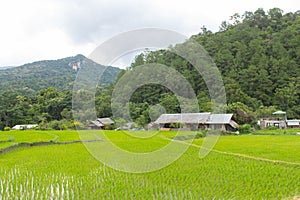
238, 124, 251, 134
206, 129, 224, 135
195, 131, 207, 138
266, 126, 278, 130
3, 126, 10, 131
47, 120, 58, 130
73, 121, 85, 130
61, 123, 68, 130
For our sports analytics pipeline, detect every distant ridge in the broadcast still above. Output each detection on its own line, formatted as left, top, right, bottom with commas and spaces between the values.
0, 54, 122, 94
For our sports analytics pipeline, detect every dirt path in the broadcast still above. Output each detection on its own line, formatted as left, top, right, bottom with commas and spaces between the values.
161, 136, 300, 167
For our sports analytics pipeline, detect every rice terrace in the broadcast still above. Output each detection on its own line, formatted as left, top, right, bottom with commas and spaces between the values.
0, 129, 300, 199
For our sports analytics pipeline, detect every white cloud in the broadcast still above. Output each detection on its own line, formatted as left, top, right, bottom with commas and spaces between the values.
0, 0, 299, 67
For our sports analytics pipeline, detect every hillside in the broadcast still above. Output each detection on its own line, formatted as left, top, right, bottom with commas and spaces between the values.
0, 54, 122, 94
126, 8, 300, 122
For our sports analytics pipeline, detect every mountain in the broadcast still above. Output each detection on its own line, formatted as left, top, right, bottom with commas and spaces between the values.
0, 66, 17, 70
0, 54, 122, 94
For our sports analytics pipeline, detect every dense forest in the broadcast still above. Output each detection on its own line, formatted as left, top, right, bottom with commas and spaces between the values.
0, 8, 299, 130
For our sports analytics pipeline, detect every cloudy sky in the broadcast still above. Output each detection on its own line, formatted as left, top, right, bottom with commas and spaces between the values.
0, 0, 298, 68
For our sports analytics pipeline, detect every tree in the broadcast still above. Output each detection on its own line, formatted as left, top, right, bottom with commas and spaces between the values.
227, 102, 256, 125
274, 82, 298, 112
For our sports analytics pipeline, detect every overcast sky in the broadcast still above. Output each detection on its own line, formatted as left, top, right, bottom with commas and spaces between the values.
0, 0, 298, 68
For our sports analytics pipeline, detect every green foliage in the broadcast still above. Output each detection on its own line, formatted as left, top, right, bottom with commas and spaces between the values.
253, 128, 300, 136
45, 119, 78, 130
256, 106, 278, 118
73, 121, 85, 130
227, 102, 256, 125
195, 130, 207, 138
3, 127, 10, 131
266, 126, 279, 130
238, 124, 251, 134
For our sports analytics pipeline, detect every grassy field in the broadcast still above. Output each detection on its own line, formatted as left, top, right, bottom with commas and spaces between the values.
0, 130, 300, 199
252, 128, 300, 135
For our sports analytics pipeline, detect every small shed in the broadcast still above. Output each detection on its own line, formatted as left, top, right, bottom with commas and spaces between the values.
287, 120, 300, 128
88, 118, 114, 130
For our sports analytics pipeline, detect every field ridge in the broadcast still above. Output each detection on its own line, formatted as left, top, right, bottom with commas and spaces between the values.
162, 136, 300, 167
0, 139, 102, 155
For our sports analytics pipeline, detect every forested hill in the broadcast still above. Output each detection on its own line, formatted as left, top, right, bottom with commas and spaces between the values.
192, 8, 300, 108
0, 54, 122, 94
128, 8, 300, 119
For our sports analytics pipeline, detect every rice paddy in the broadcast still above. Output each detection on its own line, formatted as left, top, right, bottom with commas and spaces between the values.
0, 130, 299, 199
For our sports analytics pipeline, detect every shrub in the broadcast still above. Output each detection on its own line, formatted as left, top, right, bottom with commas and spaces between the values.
73, 121, 85, 130
3, 126, 10, 131
206, 129, 224, 135
238, 124, 251, 134
61, 124, 68, 130
48, 120, 61, 130
266, 126, 278, 130
195, 131, 207, 138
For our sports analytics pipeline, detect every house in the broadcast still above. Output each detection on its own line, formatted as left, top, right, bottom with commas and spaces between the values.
154, 113, 210, 131
88, 118, 114, 130
154, 113, 238, 131
259, 110, 300, 129
259, 119, 286, 129
287, 120, 300, 128
12, 124, 38, 130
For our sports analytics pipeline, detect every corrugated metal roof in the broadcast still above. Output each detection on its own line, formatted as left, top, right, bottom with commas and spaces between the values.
206, 114, 233, 124
12, 124, 38, 130
229, 120, 239, 128
90, 120, 104, 127
154, 113, 237, 126
154, 113, 210, 124
287, 119, 300, 122
97, 118, 114, 125
287, 120, 300, 126
273, 110, 286, 115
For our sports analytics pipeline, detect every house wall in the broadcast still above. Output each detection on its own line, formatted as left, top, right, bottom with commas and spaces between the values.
260, 119, 287, 129
207, 124, 225, 131
88, 125, 103, 130
159, 123, 235, 131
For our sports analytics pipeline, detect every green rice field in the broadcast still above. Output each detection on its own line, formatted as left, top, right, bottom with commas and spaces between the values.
0, 130, 300, 199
